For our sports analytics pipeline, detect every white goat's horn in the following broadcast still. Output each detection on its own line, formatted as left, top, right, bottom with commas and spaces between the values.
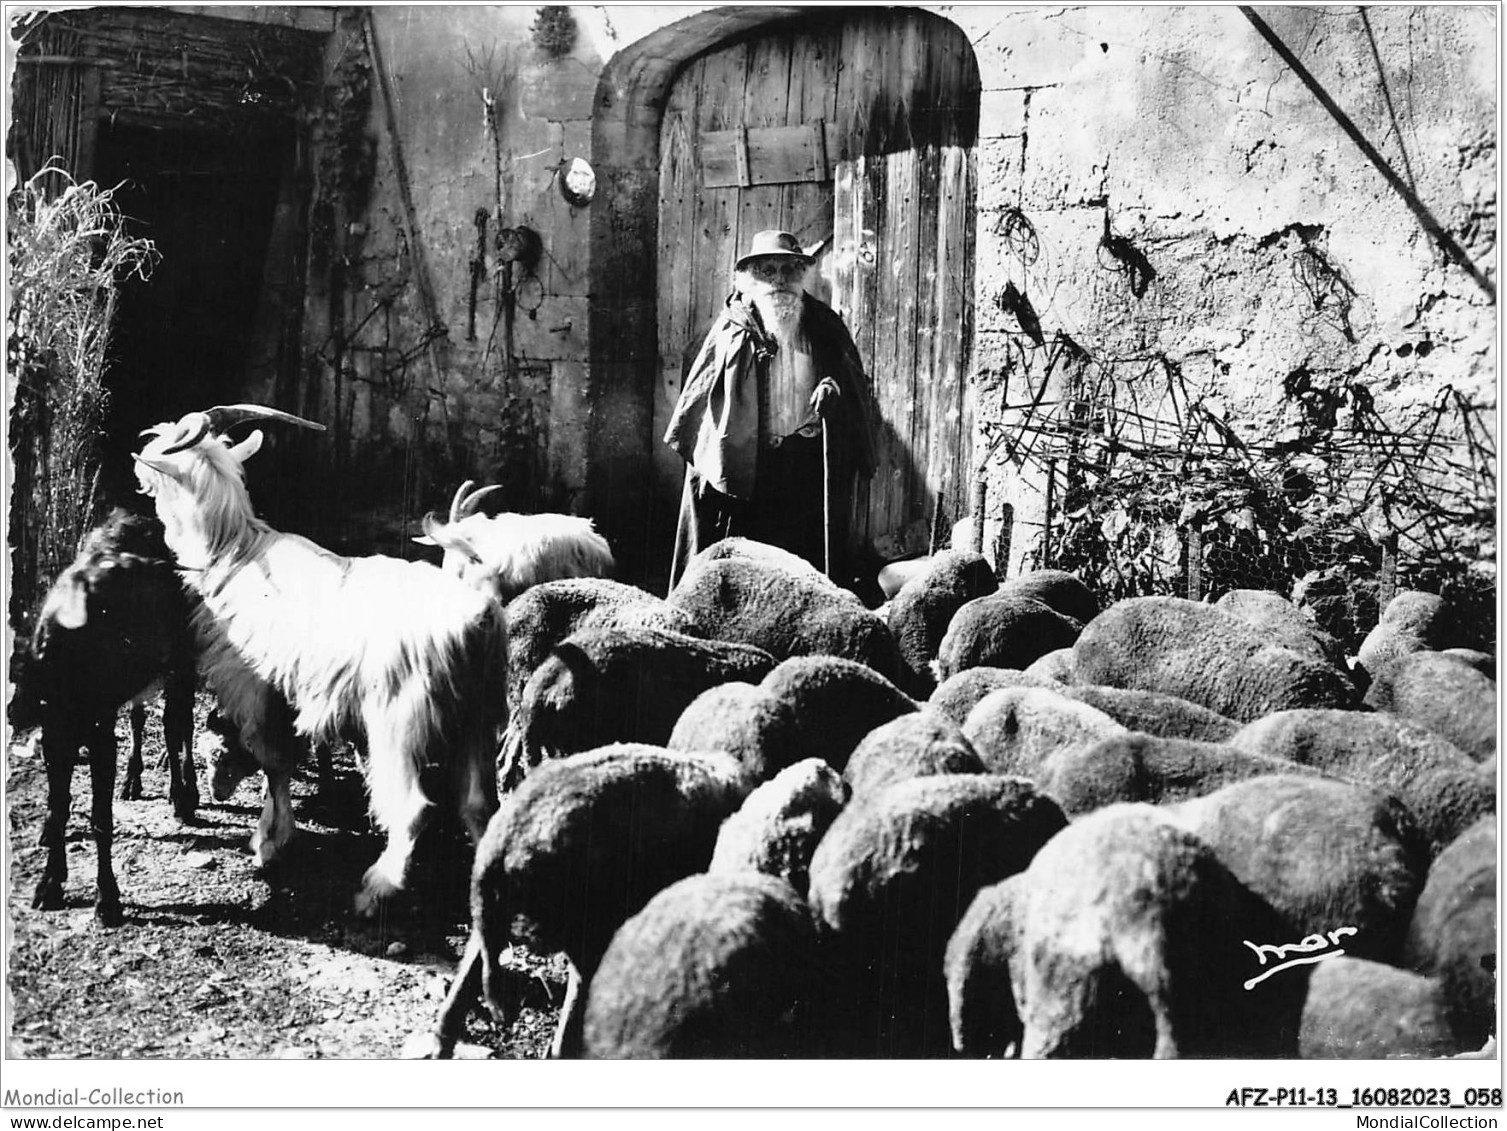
158, 412, 213, 455
202, 404, 327, 434
453, 482, 503, 521
449, 480, 477, 523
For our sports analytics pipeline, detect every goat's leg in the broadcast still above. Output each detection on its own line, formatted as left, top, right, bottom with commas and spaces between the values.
87, 720, 124, 926
162, 668, 198, 820
120, 702, 145, 801
251, 766, 297, 869
32, 722, 78, 912
356, 748, 432, 915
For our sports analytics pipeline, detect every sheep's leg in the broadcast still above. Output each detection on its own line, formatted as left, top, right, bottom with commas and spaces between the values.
547, 961, 586, 1059
120, 702, 145, 801
87, 719, 124, 927
425, 929, 487, 1059
32, 722, 79, 912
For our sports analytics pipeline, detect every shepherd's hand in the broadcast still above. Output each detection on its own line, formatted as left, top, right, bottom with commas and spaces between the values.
810, 377, 841, 418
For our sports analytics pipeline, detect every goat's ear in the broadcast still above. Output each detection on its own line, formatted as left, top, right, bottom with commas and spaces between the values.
225, 429, 264, 464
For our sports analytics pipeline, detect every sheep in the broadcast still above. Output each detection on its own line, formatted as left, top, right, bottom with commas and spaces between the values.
667, 681, 801, 781
933, 593, 1084, 682
412, 479, 614, 604
1229, 708, 1496, 857
961, 685, 1128, 778
947, 804, 1302, 1059
708, 757, 849, 897
1038, 732, 1317, 817
1213, 587, 1349, 671
1299, 956, 1466, 1059
1166, 774, 1429, 966
1443, 647, 1495, 680
503, 576, 700, 721
1071, 595, 1358, 722
806, 772, 1068, 1057
14, 508, 202, 925
995, 567, 1101, 625
1057, 684, 1241, 744
133, 404, 507, 914
756, 655, 919, 774
667, 543, 903, 684
1363, 649, 1496, 762
500, 624, 775, 786
1403, 816, 1497, 1049
1022, 647, 1074, 683
580, 872, 826, 1058
1355, 589, 1465, 684
842, 710, 985, 800
882, 548, 998, 696
927, 666, 1055, 728
423, 743, 752, 1059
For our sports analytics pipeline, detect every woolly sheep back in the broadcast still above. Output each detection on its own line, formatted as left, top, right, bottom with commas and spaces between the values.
973, 804, 1301, 1058
1167, 774, 1428, 965
505, 624, 775, 781
962, 685, 1128, 778
581, 872, 823, 1058
1363, 650, 1496, 762
935, 593, 1084, 681
667, 681, 801, 780
884, 549, 998, 696
1072, 596, 1358, 721
1230, 708, 1496, 857
1058, 684, 1241, 743
757, 655, 918, 773
668, 551, 902, 683
1298, 956, 1464, 1059
1039, 732, 1315, 817
1403, 816, 1497, 1048
928, 666, 1056, 727
843, 710, 985, 799
708, 758, 849, 897
808, 772, 1068, 1057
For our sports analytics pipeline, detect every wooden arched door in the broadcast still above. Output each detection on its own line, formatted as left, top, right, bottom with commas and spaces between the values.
655, 8, 980, 570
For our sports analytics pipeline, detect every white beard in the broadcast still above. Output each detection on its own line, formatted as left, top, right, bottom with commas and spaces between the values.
745, 287, 804, 342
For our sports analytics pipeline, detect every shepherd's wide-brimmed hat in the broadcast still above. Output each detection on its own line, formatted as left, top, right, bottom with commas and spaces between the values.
735, 229, 814, 269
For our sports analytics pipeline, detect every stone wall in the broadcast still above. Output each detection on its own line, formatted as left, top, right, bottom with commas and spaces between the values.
302, 4, 1495, 592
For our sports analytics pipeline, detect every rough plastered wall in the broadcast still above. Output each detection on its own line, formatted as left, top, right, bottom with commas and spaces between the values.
301, 4, 621, 548
945, 4, 1497, 578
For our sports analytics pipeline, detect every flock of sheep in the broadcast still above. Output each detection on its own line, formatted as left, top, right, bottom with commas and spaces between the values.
11, 402, 1497, 1060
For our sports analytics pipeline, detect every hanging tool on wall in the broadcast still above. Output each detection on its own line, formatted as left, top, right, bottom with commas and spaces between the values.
467, 208, 489, 341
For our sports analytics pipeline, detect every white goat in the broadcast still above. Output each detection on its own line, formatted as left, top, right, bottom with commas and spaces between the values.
133, 405, 508, 914
414, 480, 614, 604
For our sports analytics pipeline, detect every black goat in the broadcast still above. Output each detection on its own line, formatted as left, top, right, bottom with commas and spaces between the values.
11, 508, 201, 926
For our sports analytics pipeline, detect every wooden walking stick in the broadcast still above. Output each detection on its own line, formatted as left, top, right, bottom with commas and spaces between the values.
821, 415, 833, 581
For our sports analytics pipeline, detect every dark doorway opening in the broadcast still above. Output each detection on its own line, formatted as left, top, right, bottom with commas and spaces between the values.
93, 120, 295, 510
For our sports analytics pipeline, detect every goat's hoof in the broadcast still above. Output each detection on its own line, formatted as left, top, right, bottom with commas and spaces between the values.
119, 779, 143, 802
172, 791, 199, 823
95, 898, 124, 928
31, 880, 64, 912
354, 870, 402, 918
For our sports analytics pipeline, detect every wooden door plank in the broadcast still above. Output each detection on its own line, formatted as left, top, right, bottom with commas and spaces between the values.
739, 32, 792, 250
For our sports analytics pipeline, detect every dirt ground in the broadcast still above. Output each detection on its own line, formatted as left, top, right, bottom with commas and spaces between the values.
4, 692, 563, 1060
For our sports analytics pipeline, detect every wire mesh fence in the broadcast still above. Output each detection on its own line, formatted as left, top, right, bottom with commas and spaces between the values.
985, 335, 1496, 655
